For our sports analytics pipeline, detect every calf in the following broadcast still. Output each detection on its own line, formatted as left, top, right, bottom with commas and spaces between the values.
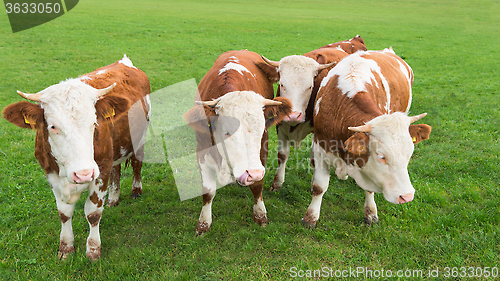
305, 48, 431, 226
261, 36, 367, 190
2, 55, 150, 260
184, 50, 291, 235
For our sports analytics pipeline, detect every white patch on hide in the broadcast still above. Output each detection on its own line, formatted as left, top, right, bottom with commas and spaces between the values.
315, 97, 322, 116
119, 54, 137, 69
218, 62, 255, 78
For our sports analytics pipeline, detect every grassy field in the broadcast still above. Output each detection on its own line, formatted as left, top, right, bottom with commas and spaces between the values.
1, 0, 499, 280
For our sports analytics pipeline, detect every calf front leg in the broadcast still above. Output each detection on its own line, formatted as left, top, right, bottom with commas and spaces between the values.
196, 160, 217, 236
196, 189, 216, 236
302, 142, 331, 228
249, 181, 268, 226
363, 191, 379, 225
85, 179, 107, 260
49, 174, 77, 260
271, 128, 290, 191
55, 200, 76, 260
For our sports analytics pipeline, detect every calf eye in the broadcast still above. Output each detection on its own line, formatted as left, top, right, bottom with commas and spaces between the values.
48, 124, 58, 134
377, 153, 387, 164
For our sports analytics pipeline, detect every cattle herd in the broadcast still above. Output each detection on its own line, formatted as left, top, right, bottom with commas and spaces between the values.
2, 36, 431, 260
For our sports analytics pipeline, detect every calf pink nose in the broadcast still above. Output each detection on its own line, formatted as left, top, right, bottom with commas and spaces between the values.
72, 169, 95, 184
398, 193, 414, 204
285, 111, 304, 123
238, 170, 265, 186
247, 170, 265, 182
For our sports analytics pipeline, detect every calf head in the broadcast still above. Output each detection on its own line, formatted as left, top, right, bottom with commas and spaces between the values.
344, 112, 431, 204
186, 91, 291, 186
261, 55, 335, 124
2, 80, 130, 184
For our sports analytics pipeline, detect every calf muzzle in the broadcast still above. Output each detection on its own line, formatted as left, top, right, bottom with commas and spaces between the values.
72, 169, 96, 184
237, 170, 265, 186
397, 193, 414, 204
283, 111, 304, 123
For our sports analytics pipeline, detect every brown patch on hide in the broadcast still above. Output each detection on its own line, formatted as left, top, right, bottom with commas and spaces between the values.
277, 152, 287, 166
311, 183, 324, 196
58, 211, 70, 224
87, 211, 102, 227
89, 192, 104, 208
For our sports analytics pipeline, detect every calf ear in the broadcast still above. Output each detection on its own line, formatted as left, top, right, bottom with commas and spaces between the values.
2, 101, 44, 130
344, 132, 370, 155
183, 104, 217, 134
409, 124, 432, 144
264, 97, 292, 129
95, 95, 130, 122
256, 60, 279, 83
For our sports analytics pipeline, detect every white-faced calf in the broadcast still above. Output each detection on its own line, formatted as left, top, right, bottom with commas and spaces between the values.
2, 55, 150, 260
184, 50, 291, 235
306, 48, 431, 226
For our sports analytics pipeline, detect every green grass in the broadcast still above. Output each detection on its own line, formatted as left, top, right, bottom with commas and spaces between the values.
1, 0, 499, 280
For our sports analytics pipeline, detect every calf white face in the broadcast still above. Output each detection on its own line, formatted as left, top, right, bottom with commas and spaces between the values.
277, 56, 319, 124
346, 112, 429, 204
41, 81, 104, 183
209, 91, 268, 186
16, 80, 117, 184
192, 91, 291, 186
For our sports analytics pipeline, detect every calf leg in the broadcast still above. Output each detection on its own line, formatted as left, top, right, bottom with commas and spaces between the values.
85, 179, 107, 261
196, 161, 217, 236
249, 181, 268, 226
130, 154, 143, 198
363, 191, 379, 225
107, 164, 121, 207
271, 129, 290, 191
302, 142, 331, 228
49, 174, 77, 260
55, 199, 76, 260
196, 189, 216, 236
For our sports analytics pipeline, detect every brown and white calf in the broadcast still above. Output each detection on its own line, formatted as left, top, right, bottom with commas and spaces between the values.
184, 50, 291, 235
2, 55, 150, 260
261, 36, 367, 191
304, 48, 431, 226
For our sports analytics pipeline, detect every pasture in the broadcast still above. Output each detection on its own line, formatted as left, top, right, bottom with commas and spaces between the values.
0, 0, 499, 280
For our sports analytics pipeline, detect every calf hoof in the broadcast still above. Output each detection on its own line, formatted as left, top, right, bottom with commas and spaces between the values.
86, 239, 102, 261
131, 192, 142, 199
253, 214, 269, 226
364, 215, 379, 226
58, 251, 73, 260
196, 221, 210, 236
270, 182, 282, 192
301, 218, 317, 229
58, 242, 74, 260
86, 250, 101, 261
107, 199, 119, 207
